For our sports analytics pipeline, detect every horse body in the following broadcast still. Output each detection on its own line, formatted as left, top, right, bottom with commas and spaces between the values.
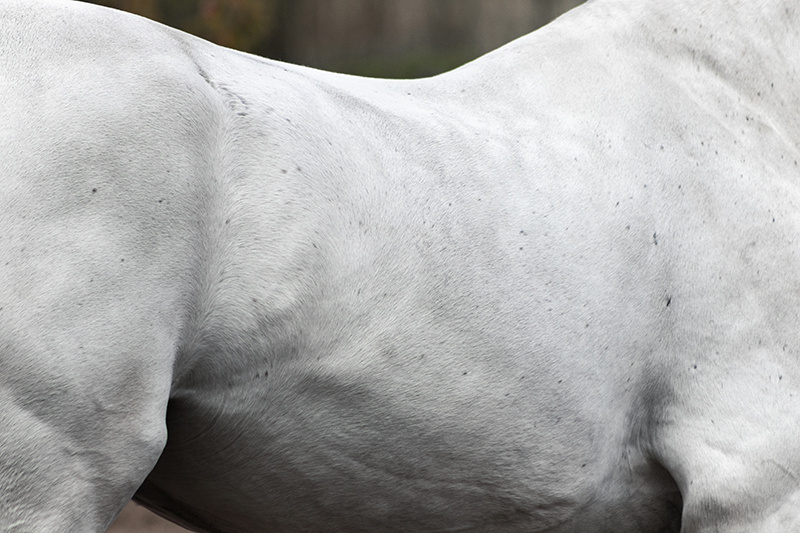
1, 1, 799, 531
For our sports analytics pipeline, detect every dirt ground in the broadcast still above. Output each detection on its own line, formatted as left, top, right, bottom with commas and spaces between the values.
107, 502, 192, 533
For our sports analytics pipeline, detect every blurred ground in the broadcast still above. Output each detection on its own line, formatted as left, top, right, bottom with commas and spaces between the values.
107, 503, 191, 533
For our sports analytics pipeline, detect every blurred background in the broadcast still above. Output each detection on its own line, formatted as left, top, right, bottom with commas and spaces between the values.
83, 0, 585, 531
87, 0, 585, 78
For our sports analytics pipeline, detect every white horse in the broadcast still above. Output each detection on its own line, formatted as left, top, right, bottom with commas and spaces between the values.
1, 0, 799, 531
